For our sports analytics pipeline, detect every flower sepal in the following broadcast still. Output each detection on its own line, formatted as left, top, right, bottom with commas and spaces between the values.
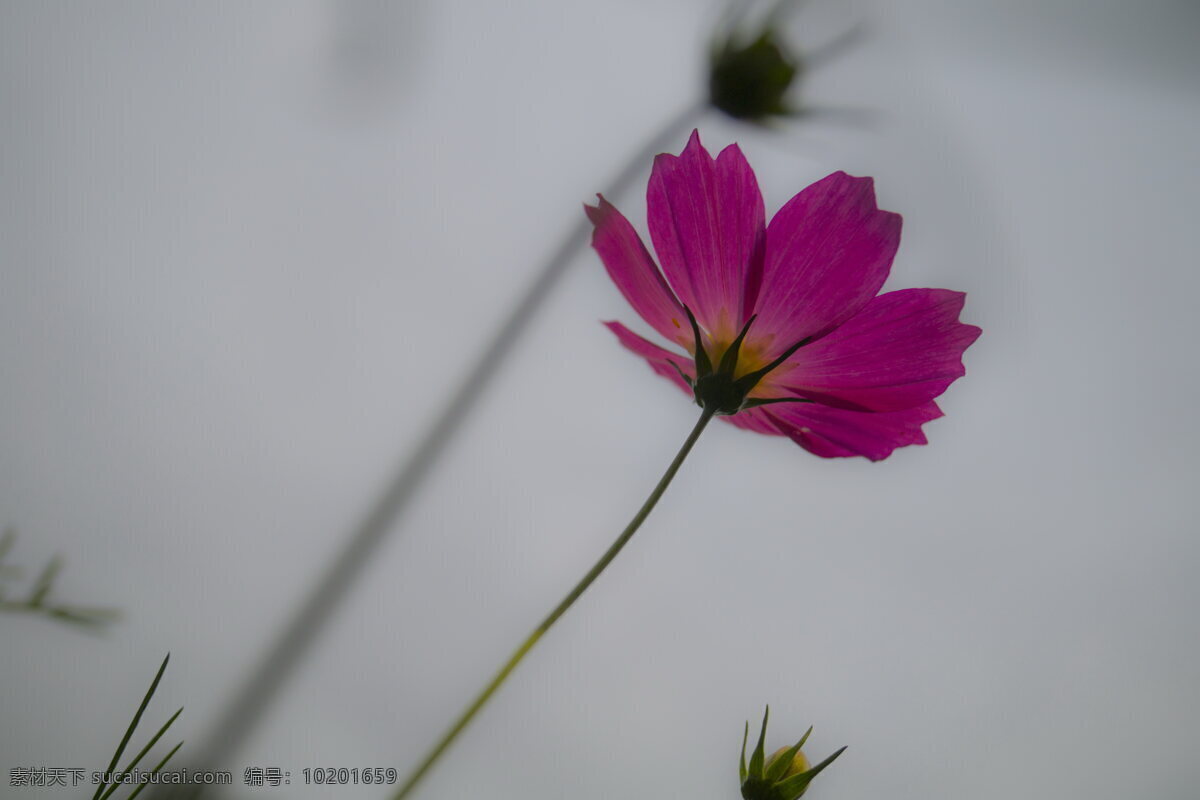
685, 305, 753, 415
684, 307, 812, 416
740, 708, 845, 800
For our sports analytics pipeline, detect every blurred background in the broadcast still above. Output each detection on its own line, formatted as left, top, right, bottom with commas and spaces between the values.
2, 0, 1198, 798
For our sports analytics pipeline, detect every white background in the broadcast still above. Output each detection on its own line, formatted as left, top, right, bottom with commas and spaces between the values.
2, 1, 1198, 798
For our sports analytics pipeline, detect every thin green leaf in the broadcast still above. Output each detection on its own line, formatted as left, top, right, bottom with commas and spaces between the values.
684, 306, 713, 378
765, 734, 807, 783
748, 706, 769, 780
98, 706, 183, 800
125, 740, 183, 800
734, 334, 812, 392
739, 720, 749, 782
774, 746, 847, 798
667, 359, 694, 388
93, 653, 171, 800
717, 314, 757, 375
795, 726, 813, 751
805, 745, 847, 777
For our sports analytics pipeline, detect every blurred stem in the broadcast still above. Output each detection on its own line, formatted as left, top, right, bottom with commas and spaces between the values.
177, 100, 707, 787
0, 534, 119, 630
0, 599, 120, 628
393, 408, 715, 799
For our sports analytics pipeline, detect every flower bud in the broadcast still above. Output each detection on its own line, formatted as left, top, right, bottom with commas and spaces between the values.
765, 745, 810, 780
708, 24, 800, 121
739, 708, 845, 800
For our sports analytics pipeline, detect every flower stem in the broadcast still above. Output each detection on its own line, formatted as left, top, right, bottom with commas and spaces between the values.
175, 101, 707, 788
393, 408, 716, 799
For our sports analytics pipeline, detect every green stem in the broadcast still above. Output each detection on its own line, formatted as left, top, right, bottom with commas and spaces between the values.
179, 103, 707, 786
394, 408, 716, 799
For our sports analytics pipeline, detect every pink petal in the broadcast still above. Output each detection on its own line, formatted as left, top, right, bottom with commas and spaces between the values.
763, 401, 945, 461
752, 172, 901, 355
646, 130, 766, 339
587, 196, 690, 348
719, 407, 786, 436
771, 289, 982, 411
604, 321, 695, 396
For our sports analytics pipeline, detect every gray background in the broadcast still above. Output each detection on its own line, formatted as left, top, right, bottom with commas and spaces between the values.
2, 1, 1198, 798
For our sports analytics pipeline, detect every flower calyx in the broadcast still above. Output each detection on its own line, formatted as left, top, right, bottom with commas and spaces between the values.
740, 707, 845, 800
672, 307, 812, 416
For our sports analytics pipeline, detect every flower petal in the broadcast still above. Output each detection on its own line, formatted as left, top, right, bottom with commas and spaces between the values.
646, 130, 766, 340
752, 172, 901, 355
604, 321, 695, 396
763, 401, 945, 461
719, 407, 786, 436
587, 196, 689, 347
771, 289, 982, 411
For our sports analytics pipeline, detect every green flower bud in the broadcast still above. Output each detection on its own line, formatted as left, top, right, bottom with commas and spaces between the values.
765, 745, 811, 779
708, 24, 801, 121
739, 708, 845, 800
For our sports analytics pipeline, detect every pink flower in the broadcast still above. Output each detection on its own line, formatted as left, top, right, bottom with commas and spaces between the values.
587, 131, 981, 461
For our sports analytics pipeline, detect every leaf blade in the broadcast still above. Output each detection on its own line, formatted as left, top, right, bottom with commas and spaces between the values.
92, 653, 171, 800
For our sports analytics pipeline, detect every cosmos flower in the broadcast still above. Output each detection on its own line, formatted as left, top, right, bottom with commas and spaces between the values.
587, 131, 981, 461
